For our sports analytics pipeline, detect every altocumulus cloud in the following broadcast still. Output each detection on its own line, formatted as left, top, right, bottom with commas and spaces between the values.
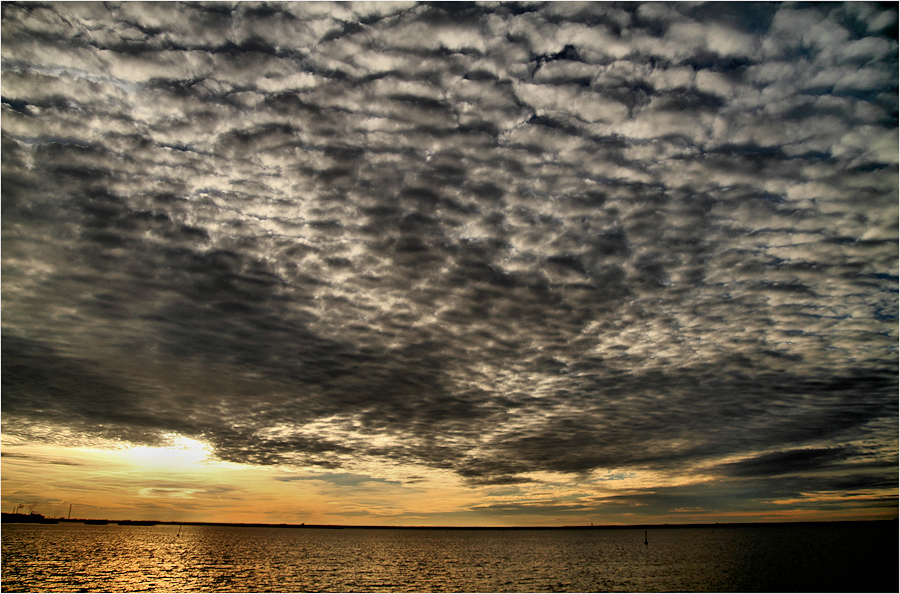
2, 2, 897, 512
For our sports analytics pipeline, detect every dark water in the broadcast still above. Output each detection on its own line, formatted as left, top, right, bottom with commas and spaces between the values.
2, 522, 896, 592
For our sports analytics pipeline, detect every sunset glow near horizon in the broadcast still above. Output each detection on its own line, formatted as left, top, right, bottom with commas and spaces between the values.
2, 2, 898, 526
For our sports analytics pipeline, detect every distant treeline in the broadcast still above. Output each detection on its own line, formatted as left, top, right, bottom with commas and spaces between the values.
1, 513, 156, 526
1, 512, 59, 524
2, 513, 895, 530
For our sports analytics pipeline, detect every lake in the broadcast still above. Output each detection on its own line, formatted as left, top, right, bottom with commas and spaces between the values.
2, 521, 896, 592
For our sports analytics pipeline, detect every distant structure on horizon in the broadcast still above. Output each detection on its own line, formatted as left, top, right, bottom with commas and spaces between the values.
2, 512, 59, 524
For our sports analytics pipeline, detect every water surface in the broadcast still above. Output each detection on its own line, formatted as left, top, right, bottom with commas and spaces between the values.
2, 522, 895, 592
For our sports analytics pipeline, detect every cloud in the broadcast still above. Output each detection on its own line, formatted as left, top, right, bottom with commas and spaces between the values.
1, 1, 896, 518
274, 472, 402, 488
0, 451, 84, 466
717, 447, 857, 477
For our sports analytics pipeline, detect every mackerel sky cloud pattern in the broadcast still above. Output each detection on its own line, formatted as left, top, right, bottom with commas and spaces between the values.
2, 1, 897, 522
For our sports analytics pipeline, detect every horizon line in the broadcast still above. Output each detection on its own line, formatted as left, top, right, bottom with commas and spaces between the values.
2, 513, 895, 529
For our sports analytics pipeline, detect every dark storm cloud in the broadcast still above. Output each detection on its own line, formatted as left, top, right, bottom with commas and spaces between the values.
2, 1, 897, 506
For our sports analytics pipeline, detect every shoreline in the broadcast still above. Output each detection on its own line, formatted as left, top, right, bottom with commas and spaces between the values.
2, 514, 895, 530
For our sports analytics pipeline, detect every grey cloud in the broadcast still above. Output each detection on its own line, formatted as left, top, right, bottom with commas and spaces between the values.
0, 451, 83, 466
274, 472, 402, 487
717, 447, 857, 477
454, 366, 898, 480
2, 2, 896, 501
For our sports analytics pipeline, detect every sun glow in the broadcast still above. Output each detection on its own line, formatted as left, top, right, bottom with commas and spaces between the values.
122, 434, 212, 469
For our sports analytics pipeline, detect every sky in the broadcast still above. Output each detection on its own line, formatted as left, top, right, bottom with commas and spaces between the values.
1, 1, 897, 527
